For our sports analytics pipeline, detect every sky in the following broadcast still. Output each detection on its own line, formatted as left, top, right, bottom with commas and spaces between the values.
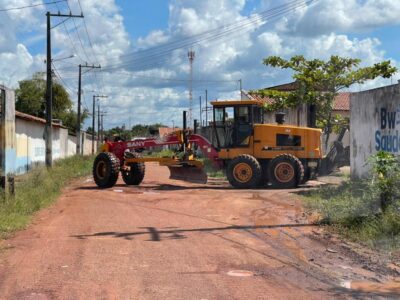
1, 0, 400, 130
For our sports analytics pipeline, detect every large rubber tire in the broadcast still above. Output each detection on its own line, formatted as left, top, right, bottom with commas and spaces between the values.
122, 152, 145, 185
268, 154, 304, 189
227, 154, 262, 189
93, 152, 120, 188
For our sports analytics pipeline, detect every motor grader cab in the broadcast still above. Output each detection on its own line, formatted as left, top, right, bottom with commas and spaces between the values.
92, 100, 322, 189
211, 100, 322, 188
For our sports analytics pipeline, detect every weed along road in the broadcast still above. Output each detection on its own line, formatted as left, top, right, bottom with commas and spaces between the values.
0, 163, 399, 299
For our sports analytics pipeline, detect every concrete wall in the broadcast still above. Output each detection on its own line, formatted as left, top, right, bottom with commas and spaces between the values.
15, 119, 97, 175
82, 132, 97, 155
263, 104, 308, 127
351, 83, 400, 179
15, 118, 73, 174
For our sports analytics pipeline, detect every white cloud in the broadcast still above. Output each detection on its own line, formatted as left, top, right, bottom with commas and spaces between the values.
0, 0, 399, 129
276, 0, 400, 36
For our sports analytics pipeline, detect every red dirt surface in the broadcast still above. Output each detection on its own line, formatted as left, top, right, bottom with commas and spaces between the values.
0, 163, 398, 299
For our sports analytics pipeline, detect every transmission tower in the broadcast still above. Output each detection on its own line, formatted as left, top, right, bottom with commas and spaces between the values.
188, 49, 195, 127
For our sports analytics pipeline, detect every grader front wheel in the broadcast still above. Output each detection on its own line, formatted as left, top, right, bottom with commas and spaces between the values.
227, 155, 262, 189
122, 152, 145, 185
93, 152, 120, 188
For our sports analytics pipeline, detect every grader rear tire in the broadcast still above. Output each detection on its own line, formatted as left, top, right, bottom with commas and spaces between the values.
227, 154, 262, 189
93, 152, 120, 188
268, 154, 304, 189
122, 152, 145, 185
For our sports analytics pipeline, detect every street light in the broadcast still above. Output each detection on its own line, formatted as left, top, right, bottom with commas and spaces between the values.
44, 53, 76, 64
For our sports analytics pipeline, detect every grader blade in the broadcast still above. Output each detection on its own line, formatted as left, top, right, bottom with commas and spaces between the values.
168, 165, 208, 184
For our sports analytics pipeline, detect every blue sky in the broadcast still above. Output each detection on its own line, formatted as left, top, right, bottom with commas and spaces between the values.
1, 0, 400, 129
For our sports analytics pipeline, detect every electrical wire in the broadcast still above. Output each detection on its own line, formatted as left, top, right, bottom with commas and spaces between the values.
52, 63, 75, 94
101, 0, 317, 71
76, 0, 106, 95
65, 0, 91, 64
54, 0, 85, 63
0, 0, 66, 12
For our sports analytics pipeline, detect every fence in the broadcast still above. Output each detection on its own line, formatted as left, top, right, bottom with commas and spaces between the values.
15, 113, 98, 175
1, 85, 98, 177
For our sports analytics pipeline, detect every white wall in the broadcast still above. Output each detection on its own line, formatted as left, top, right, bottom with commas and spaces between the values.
15, 117, 95, 175
351, 83, 400, 179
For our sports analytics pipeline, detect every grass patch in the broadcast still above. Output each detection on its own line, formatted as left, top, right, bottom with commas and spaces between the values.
0, 155, 94, 238
301, 179, 400, 250
202, 158, 226, 178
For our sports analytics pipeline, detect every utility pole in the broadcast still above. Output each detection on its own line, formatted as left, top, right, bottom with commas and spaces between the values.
76, 63, 101, 155
92, 95, 107, 154
188, 50, 195, 127
205, 89, 208, 127
199, 95, 202, 128
98, 103, 100, 140
100, 112, 106, 141
45, 11, 83, 167
239, 79, 242, 98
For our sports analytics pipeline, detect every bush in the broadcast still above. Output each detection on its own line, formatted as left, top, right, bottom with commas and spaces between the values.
368, 151, 400, 212
302, 151, 400, 249
0, 155, 94, 238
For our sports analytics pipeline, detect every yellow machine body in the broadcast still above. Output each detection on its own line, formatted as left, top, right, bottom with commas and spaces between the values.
217, 124, 322, 160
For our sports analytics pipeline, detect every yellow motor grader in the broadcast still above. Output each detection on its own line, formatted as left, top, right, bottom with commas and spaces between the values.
93, 99, 322, 189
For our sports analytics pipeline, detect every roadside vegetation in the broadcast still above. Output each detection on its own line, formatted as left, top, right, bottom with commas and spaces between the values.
0, 155, 94, 238
303, 151, 400, 250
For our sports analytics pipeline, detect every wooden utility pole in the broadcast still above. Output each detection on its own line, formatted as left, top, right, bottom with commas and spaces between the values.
97, 103, 100, 140
188, 50, 195, 127
76, 63, 100, 154
205, 89, 208, 127
100, 112, 107, 142
92, 95, 107, 154
46, 11, 83, 167
199, 95, 202, 128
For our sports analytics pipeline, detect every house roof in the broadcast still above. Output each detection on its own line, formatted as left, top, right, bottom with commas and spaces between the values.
15, 111, 67, 128
265, 81, 300, 91
158, 127, 181, 137
211, 100, 264, 107
332, 92, 350, 111
246, 90, 350, 111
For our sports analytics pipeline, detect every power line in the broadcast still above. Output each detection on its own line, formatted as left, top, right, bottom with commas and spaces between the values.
76, 0, 105, 95
54, 0, 85, 62
41, 68, 240, 85
101, 0, 317, 71
0, 0, 66, 12
52, 63, 75, 94
65, 0, 91, 64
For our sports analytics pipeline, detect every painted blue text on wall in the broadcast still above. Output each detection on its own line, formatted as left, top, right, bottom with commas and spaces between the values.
375, 107, 400, 152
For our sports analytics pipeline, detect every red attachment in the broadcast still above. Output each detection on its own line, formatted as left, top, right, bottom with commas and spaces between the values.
105, 132, 222, 169
188, 134, 222, 169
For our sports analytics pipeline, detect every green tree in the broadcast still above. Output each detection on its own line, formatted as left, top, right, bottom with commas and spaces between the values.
86, 126, 94, 135
131, 123, 165, 137
253, 55, 397, 148
15, 72, 88, 132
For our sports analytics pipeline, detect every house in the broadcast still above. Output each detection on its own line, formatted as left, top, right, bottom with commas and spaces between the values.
242, 82, 351, 126
242, 82, 351, 151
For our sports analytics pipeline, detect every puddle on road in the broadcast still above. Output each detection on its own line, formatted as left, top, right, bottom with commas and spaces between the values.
227, 270, 254, 277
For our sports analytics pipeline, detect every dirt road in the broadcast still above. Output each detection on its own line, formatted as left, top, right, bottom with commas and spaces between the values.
0, 163, 399, 299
